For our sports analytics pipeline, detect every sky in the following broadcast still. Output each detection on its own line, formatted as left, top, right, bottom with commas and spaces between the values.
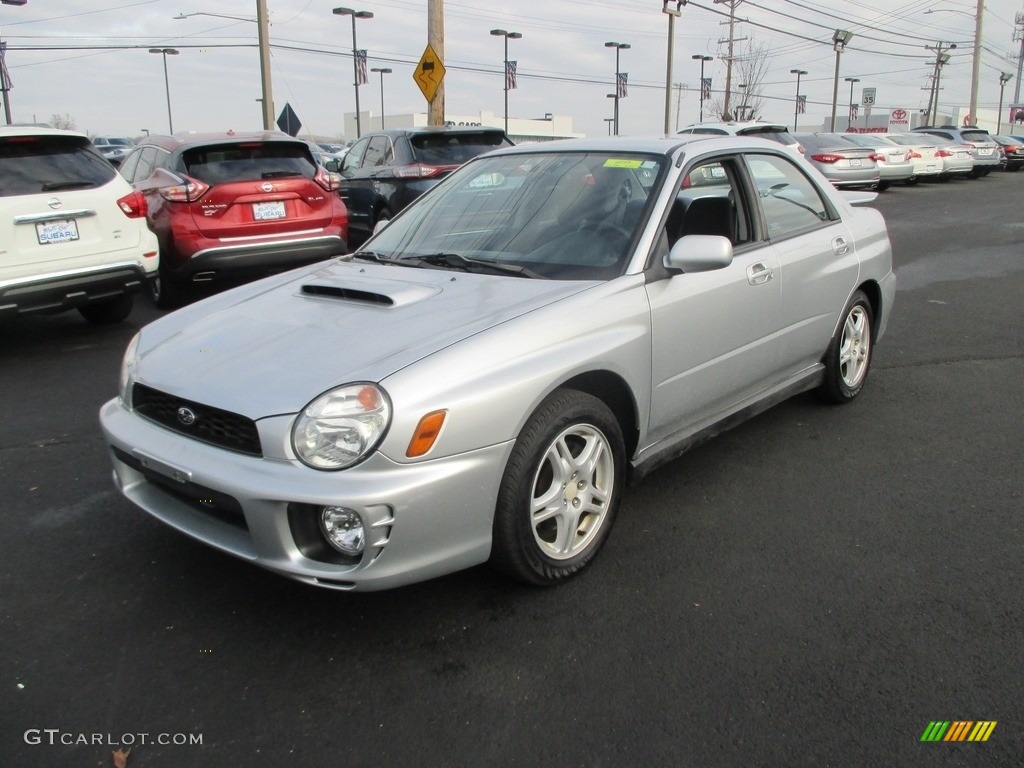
2, 0, 1022, 140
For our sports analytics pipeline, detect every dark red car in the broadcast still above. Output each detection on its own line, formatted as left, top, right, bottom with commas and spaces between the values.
118, 131, 348, 306
991, 135, 1024, 171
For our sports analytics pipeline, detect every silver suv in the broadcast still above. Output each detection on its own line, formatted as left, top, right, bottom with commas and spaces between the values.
910, 126, 1000, 177
0, 127, 159, 324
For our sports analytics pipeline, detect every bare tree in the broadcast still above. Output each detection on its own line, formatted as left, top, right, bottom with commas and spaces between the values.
709, 40, 771, 121
49, 112, 76, 130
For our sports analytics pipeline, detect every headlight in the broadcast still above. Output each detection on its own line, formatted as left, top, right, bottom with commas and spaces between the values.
119, 333, 140, 406
292, 383, 391, 470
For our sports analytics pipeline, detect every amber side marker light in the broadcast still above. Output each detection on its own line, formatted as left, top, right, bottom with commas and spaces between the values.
407, 411, 447, 458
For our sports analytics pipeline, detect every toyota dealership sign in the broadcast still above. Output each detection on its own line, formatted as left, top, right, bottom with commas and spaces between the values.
888, 108, 910, 133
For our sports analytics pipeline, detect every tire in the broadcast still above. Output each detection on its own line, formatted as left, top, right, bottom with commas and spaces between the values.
149, 267, 184, 309
78, 294, 132, 325
490, 389, 625, 586
904, 176, 919, 186
875, 181, 890, 191
817, 290, 874, 404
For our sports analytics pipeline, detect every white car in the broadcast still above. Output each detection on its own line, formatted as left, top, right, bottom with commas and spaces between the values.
0, 126, 159, 323
678, 121, 800, 149
881, 133, 946, 181
100, 135, 895, 590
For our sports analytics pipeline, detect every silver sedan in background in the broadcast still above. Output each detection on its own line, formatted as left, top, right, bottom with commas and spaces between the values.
793, 133, 881, 189
839, 133, 915, 188
100, 135, 895, 591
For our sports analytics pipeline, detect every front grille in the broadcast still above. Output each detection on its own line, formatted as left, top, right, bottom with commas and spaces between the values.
112, 446, 248, 530
132, 383, 262, 457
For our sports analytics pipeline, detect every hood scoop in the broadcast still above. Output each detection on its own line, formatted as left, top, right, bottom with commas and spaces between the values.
299, 274, 442, 308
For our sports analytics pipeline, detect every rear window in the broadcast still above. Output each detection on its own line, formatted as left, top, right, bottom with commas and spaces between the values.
182, 141, 317, 185
736, 127, 792, 144
409, 132, 512, 165
960, 130, 991, 143
0, 134, 116, 197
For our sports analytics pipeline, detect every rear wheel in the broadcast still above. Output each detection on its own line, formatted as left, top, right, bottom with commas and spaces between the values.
490, 389, 624, 586
78, 294, 132, 325
817, 290, 874, 404
904, 176, 919, 186
149, 267, 184, 309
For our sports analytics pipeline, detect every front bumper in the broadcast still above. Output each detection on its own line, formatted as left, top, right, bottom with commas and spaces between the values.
100, 398, 513, 590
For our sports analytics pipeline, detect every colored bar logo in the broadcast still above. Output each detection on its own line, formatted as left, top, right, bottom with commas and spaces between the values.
921, 721, 997, 742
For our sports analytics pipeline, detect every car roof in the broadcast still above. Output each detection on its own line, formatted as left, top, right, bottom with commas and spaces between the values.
478, 133, 786, 159
0, 125, 89, 139
358, 126, 510, 140
137, 130, 307, 151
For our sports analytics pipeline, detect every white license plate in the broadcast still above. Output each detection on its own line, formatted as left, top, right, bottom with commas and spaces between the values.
36, 219, 79, 245
253, 201, 286, 221
957, 152, 968, 158
926, 164, 937, 172
848, 159, 862, 168
978, 148, 992, 156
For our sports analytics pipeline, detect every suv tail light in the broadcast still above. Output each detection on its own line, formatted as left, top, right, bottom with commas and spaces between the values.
116, 189, 148, 218
160, 175, 210, 202
314, 165, 341, 192
393, 163, 458, 179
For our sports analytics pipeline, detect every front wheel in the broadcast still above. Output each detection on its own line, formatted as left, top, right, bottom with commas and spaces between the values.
817, 290, 874, 404
490, 389, 625, 586
149, 267, 184, 309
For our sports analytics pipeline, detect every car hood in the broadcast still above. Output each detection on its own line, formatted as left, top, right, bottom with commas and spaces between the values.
134, 260, 596, 418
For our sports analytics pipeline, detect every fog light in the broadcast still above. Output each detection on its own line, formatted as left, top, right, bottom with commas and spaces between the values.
319, 506, 365, 556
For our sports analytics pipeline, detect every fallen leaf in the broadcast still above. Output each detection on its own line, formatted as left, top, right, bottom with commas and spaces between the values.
112, 747, 131, 768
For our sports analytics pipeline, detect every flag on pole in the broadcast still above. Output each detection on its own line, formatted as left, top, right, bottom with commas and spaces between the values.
797, 95, 806, 115
701, 77, 712, 101
506, 60, 517, 90
849, 103, 858, 121
355, 49, 368, 86
616, 72, 628, 98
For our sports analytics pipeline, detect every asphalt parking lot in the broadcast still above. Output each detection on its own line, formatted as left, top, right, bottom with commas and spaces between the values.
1, 173, 1022, 767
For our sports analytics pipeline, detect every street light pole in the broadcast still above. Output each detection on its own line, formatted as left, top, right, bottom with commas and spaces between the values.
998, 72, 1014, 133
830, 29, 853, 132
148, 48, 179, 133
662, 1, 683, 136
605, 41, 630, 136
844, 77, 860, 131
333, 7, 374, 139
791, 69, 807, 131
370, 67, 391, 130
693, 55, 713, 124
490, 29, 522, 136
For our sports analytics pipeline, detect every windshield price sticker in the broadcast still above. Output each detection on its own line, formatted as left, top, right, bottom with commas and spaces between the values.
604, 159, 644, 168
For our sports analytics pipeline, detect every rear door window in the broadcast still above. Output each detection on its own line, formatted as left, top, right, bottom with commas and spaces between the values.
181, 141, 316, 184
409, 131, 512, 165
0, 134, 115, 197
745, 153, 833, 239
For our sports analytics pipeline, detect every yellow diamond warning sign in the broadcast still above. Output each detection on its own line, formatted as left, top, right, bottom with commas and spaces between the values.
414, 44, 445, 103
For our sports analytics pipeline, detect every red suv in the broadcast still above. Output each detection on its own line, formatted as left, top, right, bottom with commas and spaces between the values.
119, 131, 348, 306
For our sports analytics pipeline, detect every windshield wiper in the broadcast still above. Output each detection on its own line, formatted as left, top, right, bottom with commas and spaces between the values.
348, 250, 395, 264
403, 252, 544, 279
41, 180, 95, 191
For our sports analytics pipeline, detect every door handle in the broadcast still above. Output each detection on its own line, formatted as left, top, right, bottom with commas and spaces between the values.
832, 236, 849, 256
747, 262, 773, 285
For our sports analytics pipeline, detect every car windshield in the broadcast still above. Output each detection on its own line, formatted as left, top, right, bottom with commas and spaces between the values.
363, 150, 667, 280
182, 141, 317, 184
0, 134, 116, 197
409, 131, 513, 165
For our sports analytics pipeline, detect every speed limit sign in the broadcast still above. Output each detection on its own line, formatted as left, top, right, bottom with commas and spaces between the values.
862, 87, 877, 106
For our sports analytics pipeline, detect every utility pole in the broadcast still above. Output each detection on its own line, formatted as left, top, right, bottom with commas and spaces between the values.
714, 0, 741, 120
428, 0, 444, 126
1014, 13, 1024, 103
925, 42, 956, 125
674, 82, 684, 131
0, 36, 11, 124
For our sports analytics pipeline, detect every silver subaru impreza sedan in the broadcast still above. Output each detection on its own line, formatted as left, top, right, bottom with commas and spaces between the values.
100, 135, 895, 591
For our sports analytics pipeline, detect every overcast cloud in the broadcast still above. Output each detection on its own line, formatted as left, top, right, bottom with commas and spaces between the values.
1, 0, 1018, 138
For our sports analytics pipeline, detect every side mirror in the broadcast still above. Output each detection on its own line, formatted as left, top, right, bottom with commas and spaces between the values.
665, 235, 733, 273
324, 159, 340, 173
